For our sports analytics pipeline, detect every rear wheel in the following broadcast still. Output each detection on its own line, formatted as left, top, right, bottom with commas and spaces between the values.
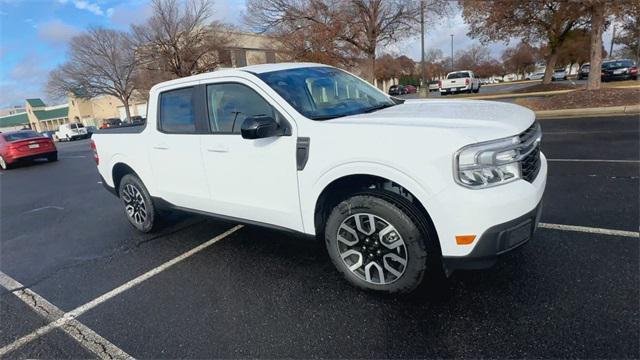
47, 153, 58, 162
118, 174, 158, 233
324, 192, 437, 294
0, 156, 8, 170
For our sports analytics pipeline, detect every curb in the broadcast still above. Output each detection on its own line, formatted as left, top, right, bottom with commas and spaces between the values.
535, 105, 640, 118
467, 89, 576, 100
481, 79, 540, 87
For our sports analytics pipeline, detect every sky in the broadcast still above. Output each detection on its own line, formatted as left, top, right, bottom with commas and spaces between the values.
0, 0, 617, 109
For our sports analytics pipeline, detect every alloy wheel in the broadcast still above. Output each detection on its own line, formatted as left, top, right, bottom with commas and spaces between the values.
121, 183, 147, 225
0, 156, 6, 170
336, 213, 408, 285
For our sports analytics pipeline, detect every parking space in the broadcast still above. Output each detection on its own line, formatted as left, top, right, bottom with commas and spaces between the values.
0, 115, 638, 358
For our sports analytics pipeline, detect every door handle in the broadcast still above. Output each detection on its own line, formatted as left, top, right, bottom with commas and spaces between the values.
206, 144, 229, 153
153, 145, 169, 150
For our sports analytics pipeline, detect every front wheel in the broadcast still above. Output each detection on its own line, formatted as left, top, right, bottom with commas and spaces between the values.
324, 193, 436, 293
118, 174, 158, 233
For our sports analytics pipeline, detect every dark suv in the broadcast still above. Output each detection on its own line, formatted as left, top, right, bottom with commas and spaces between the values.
601, 59, 638, 81
388, 85, 406, 96
577, 63, 590, 80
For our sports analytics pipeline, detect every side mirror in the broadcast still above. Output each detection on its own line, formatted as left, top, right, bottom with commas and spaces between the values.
241, 116, 283, 139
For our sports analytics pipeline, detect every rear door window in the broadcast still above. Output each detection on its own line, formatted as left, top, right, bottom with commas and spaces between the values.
159, 87, 196, 133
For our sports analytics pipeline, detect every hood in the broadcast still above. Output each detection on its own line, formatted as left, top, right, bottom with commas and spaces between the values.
329, 99, 535, 142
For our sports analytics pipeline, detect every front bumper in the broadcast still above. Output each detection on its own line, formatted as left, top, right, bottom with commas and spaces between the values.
442, 200, 542, 271
426, 152, 547, 262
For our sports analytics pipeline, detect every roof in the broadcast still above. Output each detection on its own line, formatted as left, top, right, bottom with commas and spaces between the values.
26, 98, 46, 108
241, 62, 329, 74
0, 112, 29, 127
149, 62, 330, 92
33, 106, 68, 121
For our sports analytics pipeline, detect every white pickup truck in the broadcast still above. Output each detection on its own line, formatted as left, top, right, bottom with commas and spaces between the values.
92, 63, 546, 293
439, 70, 481, 95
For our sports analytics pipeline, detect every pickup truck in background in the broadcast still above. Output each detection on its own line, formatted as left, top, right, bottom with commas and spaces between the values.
439, 70, 481, 95
92, 63, 546, 294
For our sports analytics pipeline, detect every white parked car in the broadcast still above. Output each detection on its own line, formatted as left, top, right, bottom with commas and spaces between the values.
527, 72, 545, 80
439, 70, 481, 95
55, 123, 89, 141
92, 63, 547, 294
552, 68, 567, 81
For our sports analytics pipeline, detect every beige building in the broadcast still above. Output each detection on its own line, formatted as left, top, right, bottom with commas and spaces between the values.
1, 32, 287, 133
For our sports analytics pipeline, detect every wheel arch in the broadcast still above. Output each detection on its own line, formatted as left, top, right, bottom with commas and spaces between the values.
111, 162, 141, 195
311, 169, 439, 246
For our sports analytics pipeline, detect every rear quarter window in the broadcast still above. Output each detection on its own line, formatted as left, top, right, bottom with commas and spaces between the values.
159, 87, 196, 133
447, 72, 470, 79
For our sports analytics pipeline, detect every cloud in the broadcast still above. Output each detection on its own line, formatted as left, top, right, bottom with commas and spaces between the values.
38, 20, 81, 45
57, 0, 108, 16
109, 2, 153, 26
383, 9, 512, 61
0, 55, 53, 108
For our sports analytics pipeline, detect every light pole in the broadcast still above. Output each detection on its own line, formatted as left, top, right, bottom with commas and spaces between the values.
450, 34, 454, 71
609, 24, 616, 59
419, 0, 427, 97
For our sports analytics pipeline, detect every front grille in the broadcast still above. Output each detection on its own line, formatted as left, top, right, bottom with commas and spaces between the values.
518, 122, 542, 183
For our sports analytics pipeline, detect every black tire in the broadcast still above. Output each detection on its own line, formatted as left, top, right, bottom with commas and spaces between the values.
118, 174, 158, 233
324, 191, 438, 294
47, 153, 58, 162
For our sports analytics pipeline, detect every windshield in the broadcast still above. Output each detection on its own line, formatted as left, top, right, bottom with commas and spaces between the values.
70, 123, 84, 128
603, 60, 633, 69
256, 67, 395, 120
3, 131, 41, 142
447, 72, 470, 79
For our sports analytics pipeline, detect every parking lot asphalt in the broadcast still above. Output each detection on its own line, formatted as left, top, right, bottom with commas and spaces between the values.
0, 115, 638, 358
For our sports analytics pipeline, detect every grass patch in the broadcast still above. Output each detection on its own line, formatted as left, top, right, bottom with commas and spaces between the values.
515, 88, 640, 111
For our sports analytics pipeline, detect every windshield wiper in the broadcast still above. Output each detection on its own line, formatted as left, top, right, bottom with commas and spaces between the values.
309, 114, 349, 120
362, 103, 396, 114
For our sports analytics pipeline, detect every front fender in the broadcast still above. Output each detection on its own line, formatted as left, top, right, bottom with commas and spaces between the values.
300, 161, 438, 235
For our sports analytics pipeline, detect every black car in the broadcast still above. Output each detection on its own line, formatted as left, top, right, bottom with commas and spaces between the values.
601, 59, 638, 82
577, 63, 590, 80
388, 85, 406, 96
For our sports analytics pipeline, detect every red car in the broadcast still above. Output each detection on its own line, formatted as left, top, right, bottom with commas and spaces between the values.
403, 84, 417, 94
0, 130, 58, 170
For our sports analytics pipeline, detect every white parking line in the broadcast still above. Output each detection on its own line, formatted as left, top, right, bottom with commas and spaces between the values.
547, 158, 639, 163
0, 272, 132, 359
0, 224, 243, 357
539, 223, 639, 238
23, 206, 64, 214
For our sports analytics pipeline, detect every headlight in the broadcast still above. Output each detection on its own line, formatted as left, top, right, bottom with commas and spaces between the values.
454, 124, 541, 189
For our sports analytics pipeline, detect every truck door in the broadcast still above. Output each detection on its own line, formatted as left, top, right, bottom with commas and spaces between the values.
148, 85, 210, 209
199, 79, 303, 232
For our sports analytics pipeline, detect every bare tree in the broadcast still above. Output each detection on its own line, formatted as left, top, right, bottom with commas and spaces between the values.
615, 1, 640, 63
48, 27, 138, 121
460, 0, 585, 84
132, 0, 231, 80
502, 42, 538, 79
455, 44, 491, 71
246, 0, 448, 82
